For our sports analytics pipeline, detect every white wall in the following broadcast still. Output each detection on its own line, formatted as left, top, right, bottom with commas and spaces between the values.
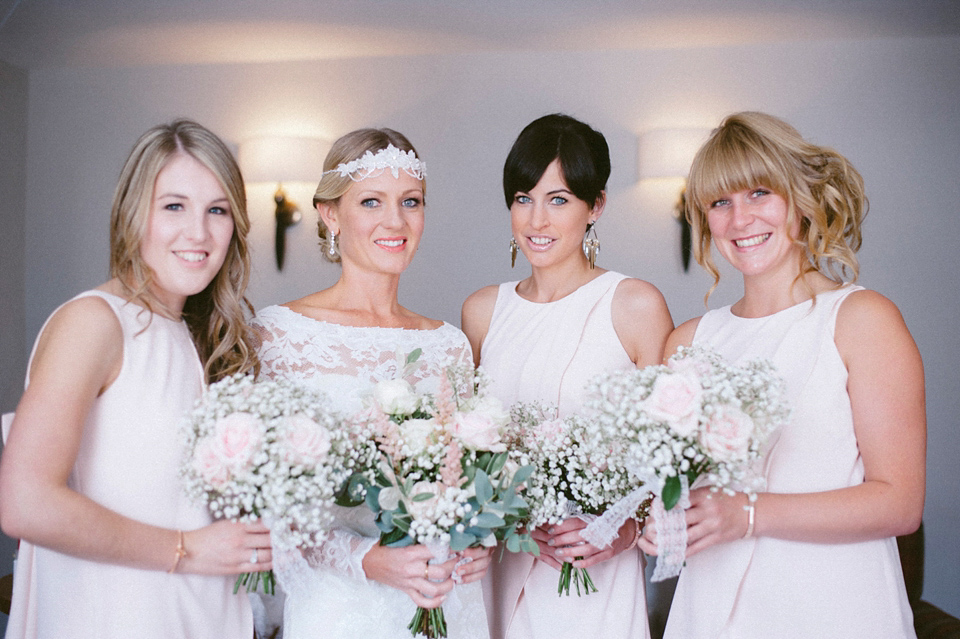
16, 35, 960, 617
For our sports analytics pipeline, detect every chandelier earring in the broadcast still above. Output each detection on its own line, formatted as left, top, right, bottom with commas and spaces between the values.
509, 237, 519, 268
583, 223, 600, 269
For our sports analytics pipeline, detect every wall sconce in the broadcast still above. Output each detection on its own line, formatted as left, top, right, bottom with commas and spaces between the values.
238, 135, 329, 270
637, 127, 711, 271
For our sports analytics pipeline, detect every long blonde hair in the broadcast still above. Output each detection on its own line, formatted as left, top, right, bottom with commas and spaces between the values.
110, 119, 258, 381
312, 128, 424, 263
685, 112, 867, 302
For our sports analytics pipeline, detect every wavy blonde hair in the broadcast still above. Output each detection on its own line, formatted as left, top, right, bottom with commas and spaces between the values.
685, 112, 867, 302
312, 128, 424, 263
109, 119, 258, 381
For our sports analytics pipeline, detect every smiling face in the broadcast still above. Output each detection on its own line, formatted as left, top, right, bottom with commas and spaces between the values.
706, 187, 803, 281
319, 170, 425, 276
139, 152, 235, 315
510, 159, 602, 270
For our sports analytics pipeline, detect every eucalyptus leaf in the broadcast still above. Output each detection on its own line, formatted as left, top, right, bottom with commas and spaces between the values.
475, 469, 493, 503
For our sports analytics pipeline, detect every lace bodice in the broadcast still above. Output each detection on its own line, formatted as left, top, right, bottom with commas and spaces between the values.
251, 305, 487, 639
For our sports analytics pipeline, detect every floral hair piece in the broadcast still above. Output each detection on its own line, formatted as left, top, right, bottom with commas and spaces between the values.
326, 143, 426, 181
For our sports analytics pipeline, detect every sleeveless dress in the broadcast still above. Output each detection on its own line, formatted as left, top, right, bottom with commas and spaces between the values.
479, 271, 650, 639
664, 285, 916, 639
251, 305, 490, 639
5, 290, 252, 639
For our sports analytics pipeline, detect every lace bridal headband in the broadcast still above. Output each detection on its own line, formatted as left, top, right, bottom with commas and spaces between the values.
325, 144, 426, 181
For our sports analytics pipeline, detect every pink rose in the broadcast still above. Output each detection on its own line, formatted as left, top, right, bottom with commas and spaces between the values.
699, 404, 754, 463
278, 414, 331, 466
213, 412, 263, 472
643, 373, 703, 438
406, 481, 443, 518
667, 353, 714, 377
193, 436, 230, 488
448, 411, 506, 452
532, 419, 566, 444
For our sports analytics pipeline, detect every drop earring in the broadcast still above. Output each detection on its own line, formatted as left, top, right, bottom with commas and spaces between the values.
327, 233, 340, 260
509, 237, 519, 268
583, 223, 600, 269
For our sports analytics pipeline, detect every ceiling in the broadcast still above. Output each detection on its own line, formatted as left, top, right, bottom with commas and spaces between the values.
1, 0, 958, 69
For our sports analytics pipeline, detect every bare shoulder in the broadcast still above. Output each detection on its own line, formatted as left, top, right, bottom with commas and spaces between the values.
835, 288, 918, 360
663, 316, 702, 362
461, 285, 500, 334
30, 294, 123, 393
461, 284, 501, 365
611, 277, 674, 367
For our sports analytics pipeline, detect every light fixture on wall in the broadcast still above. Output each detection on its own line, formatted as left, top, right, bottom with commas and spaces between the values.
238, 135, 329, 270
637, 127, 711, 271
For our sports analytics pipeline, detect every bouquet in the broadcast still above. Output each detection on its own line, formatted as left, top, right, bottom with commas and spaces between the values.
583, 345, 790, 580
504, 402, 642, 596
344, 351, 533, 638
181, 373, 377, 594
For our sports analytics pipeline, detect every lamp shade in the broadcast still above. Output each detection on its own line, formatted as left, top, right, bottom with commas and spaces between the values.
637, 128, 712, 180
238, 135, 330, 184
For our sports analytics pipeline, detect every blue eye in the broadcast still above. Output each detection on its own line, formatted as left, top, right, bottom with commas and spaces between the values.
361, 198, 379, 208
209, 206, 229, 216
514, 194, 531, 205
550, 196, 567, 205
402, 197, 422, 208
710, 199, 729, 209
164, 202, 184, 211
751, 188, 770, 197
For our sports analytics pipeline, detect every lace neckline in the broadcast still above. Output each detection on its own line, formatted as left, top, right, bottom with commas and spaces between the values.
270, 304, 448, 333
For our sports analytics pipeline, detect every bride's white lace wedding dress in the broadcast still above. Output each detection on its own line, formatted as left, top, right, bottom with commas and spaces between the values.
252, 305, 490, 639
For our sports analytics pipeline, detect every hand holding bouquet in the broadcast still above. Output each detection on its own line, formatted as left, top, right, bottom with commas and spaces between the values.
180, 374, 376, 593
505, 402, 640, 596
585, 345, 790, 580
348, 352, 533, 638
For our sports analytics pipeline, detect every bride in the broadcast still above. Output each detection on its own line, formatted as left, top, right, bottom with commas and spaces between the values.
252, 128, 492, 638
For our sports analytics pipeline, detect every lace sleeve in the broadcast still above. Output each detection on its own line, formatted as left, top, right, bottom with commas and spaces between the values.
273, 505, 381, 595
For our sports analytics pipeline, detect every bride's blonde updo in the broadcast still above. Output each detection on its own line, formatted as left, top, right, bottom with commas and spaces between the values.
312, 128, 424, 263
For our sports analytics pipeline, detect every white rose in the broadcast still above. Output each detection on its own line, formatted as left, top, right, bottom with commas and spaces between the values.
400, 417, 438, 454
643, 372, 703, 438
374, 379, 420, 416
699, 404, 754, 463
378, 485, 402, 511
406, 481, 442, 518
449, 410, 506, 452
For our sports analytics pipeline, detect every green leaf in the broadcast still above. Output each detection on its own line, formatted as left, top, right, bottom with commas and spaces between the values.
486, 452, 507, 476
474, 511, 505, 528
381, 528, 413, 547
365, 485, 382, 513
662, 475, 681, 511
474, 469, 494, 503
449, 528, 477, 552
412, 492, 435, 502
405, 348, 422, 365
511, 464, 534, 485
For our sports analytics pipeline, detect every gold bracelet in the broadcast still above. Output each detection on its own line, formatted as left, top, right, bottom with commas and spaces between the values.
743, 503, 756, 539
168, 530, 187, 573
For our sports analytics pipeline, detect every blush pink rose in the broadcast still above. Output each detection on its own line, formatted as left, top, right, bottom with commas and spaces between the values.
532, 419, 566, 444
193, 436, 230, 489
213, 412, 263, 472
699, 404, 754, 463
644, 372, 703, 438
279, 414, 331, 466
448, 411, 506, 452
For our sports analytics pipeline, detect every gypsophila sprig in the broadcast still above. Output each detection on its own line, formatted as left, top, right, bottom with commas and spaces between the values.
180, 373, 378, 594
584, 344, 790, 580
504, 401, 640, 596
348, 352, 532, 638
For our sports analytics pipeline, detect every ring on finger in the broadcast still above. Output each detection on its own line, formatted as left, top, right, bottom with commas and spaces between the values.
250, 548, 259, 565
423, 563, 430, 580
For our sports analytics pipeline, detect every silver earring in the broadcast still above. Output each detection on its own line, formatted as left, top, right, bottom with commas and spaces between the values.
509, 237, 519, 268
583, 223, 599, 269
327, 233, 339, 259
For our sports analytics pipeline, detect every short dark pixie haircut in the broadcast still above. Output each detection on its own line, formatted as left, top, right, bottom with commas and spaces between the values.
502, 113, 611, 210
